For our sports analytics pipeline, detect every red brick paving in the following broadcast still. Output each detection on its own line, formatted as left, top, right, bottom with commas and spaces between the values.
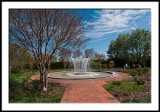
31, 72, 131, 103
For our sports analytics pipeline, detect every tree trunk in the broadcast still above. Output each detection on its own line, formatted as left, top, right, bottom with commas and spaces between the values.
40, 67, 48, 91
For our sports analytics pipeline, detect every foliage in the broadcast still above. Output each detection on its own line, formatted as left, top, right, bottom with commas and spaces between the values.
50, 62, 64, 69
103, 78, 144, 97
107, 29, 151, 67
90, 62, 102, 69
94, 53, 106, 63
133, 77, 145, 85
9, 70, 66, 103
102, 67, 151, 76
109, 61, 114, 68
121, 97, 151, 103
9, 43, 33, 73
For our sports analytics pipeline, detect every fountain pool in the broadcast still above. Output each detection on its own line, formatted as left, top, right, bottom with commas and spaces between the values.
48, 56, 115, 79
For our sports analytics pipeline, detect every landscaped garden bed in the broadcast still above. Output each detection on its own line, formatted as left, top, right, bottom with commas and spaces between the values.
9, 70, 66, 103
103, 68, 151, 103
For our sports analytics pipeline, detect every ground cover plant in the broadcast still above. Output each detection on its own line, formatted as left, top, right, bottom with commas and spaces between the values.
9, 69, 66, 103
103, 67, 151, 103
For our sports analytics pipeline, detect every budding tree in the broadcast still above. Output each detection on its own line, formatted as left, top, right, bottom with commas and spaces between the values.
59, 48, 72, 69
9, 9, 90, 91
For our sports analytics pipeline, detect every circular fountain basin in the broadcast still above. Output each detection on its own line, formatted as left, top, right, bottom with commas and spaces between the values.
48, 71, 114, 79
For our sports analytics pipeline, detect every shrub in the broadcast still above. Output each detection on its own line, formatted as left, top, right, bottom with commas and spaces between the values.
32, 80, 41, 90
133, 77, 145, 85
109, 61, 114, 68
50, 62, 64, 69
142, 67, 150, 74
101, 64, 107, 68
112, 80, 122, 85
90, 62, 101, 69
104, 78, 144, 96
121, 98, 151, 103
136, 64, 141, 68
128, 70, 139, 76
11, 66, 21, 74
136, 68, 144, 75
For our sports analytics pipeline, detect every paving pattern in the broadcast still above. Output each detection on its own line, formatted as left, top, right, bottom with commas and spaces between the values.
31, 71, 131, 103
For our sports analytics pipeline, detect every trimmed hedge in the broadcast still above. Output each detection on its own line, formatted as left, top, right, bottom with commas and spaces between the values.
33, 62, 64, 70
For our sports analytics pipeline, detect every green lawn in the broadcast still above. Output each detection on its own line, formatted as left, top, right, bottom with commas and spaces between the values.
9, 69, 66, 103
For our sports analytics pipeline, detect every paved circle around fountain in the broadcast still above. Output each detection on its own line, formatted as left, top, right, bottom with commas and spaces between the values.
48, 71, 115, 79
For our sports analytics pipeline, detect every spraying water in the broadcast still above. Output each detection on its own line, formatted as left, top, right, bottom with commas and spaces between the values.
71, 56, 90, 75
64, 55, 99, 76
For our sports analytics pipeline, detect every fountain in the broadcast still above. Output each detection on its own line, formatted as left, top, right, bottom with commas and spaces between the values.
65, 55, 99, 77
72, 56, 90, 74
48, 55, 115, 79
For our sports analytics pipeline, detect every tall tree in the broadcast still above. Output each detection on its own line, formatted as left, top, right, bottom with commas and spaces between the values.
107, 29, 151, 67
129, 29, 151, 65
9, 9, 90, 91
9, 43, 33, 73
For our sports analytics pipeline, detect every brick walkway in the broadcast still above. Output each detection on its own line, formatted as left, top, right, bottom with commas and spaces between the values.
31, 72, 131, 103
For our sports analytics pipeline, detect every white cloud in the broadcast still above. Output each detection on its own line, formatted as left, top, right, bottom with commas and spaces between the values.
91, 37, 108, 42
86, 9, 151, 39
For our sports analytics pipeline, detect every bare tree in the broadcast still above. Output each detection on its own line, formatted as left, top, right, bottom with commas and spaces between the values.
72, 50, 83, 58
85, 49, 96, 59
59, 48, 72, 69
9, 9, 90, 91
95, 53, 106, 63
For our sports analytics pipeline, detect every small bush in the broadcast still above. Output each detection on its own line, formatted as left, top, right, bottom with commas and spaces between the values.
133, 77, 145, 85
32, 80, 41, 90
112, 80, 122, 85
128, 70, 139, 76
90, 62, 101, 69
11, 66, 21, 74
142, 67, 150, 74
109, 61, 114, 68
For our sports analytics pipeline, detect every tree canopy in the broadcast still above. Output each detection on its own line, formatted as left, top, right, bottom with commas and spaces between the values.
107, 29, 151, 67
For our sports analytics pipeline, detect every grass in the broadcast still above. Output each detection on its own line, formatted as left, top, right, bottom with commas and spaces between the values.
9, 69, 66, 103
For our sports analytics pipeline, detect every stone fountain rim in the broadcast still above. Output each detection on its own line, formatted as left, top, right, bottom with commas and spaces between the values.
48, 71, 116, 80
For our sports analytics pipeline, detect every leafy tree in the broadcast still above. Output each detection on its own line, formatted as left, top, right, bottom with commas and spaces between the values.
129, 29, 151, 65
9, 43, 33, 73
107, 29, 151, 67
